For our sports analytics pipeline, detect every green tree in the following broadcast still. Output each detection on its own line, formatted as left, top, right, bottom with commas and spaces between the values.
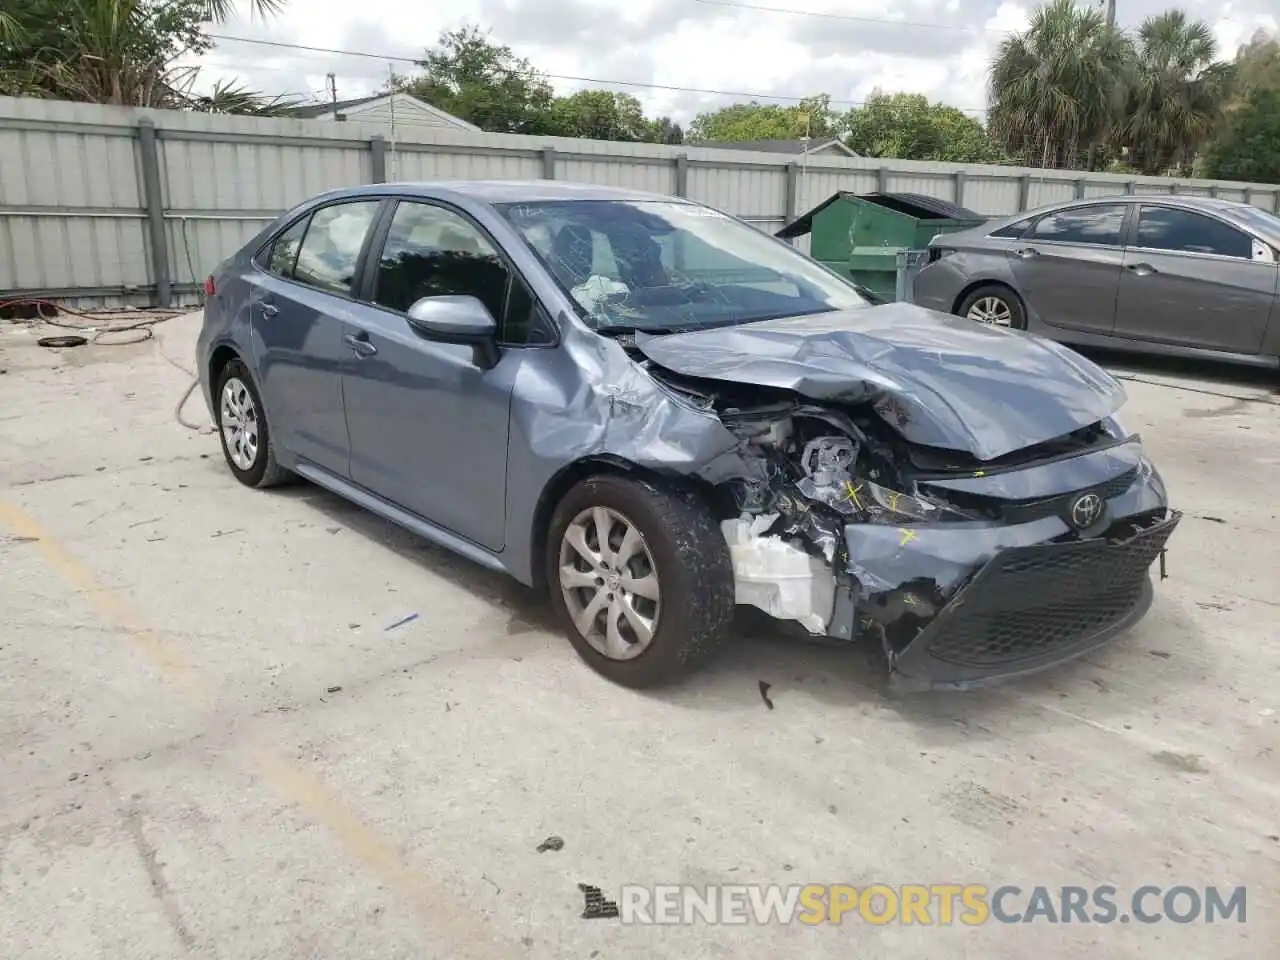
1232, 29, 1280, 99
0, 0, 290, 109
687, 95, 834, 143
842, 92, 1005, 163
546, 90, 652, 141
1200, 87, 1280, 183
646, 115, 684, 145
988, 0, 1133, 168
397, 26, 557, 135
1122, 10, 1233, 176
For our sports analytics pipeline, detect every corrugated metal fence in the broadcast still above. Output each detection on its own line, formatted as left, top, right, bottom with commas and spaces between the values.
3, 94, 1279, 309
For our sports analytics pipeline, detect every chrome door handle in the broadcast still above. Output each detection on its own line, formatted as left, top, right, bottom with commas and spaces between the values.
343, 332, 377, 357
260, 302, 279, 317
1126, 263, 1158, 276
1015, 248, 1039, 259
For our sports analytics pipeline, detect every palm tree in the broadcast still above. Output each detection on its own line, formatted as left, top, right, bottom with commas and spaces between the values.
1, 0, 289, 110
1122, 11, 1234, 175
988, 0, 1133, 169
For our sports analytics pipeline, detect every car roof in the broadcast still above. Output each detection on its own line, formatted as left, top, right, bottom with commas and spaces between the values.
307, 180, 680, 205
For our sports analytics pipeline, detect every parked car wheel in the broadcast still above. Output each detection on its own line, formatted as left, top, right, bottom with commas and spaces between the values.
958, 284, 1027, 330
546, 474, 735, 688
215, 358, 290, 489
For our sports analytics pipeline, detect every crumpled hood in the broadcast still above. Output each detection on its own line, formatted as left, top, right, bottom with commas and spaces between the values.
635, 303, 1126, 462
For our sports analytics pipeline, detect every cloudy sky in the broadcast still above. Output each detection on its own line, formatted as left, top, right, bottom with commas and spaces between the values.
194, 0, 1279, 123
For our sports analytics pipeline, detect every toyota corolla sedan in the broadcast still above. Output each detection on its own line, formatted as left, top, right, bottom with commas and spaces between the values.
912, 195, 1280, 369
197, 181, 1180, 691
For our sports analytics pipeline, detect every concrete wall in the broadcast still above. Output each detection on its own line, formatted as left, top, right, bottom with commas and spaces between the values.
3, 94, 1279, 309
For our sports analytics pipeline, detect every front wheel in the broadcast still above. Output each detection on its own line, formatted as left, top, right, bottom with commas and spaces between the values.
958, 284, 1027, 330
546, 474, 735, 688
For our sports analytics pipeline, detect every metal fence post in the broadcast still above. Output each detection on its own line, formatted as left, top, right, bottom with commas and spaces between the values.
877, 167, 889, 193
136, 118, 171, 309
1169, 182, 1179, 194
1242, 187, 1252, 206
1075, 178, 1086, 199
370, 136, 387, 183
953, 170, 966, 208
1017, 175, 1031, 212
1125, 181, 1136, 195
541, 147, 557, 179
783, 162, 798, 227
674, 153, 688, 197
1208, 185, 1219, 198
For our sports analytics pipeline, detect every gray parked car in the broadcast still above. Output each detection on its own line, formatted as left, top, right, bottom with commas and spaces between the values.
197, 181, 1179, 692
912, 195, 1280, 368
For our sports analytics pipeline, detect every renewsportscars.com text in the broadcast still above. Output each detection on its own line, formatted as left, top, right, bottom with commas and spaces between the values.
615, 883, 1247, 926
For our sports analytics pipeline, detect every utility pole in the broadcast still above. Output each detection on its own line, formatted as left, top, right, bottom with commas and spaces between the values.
325, 72, 338, 119
1104, 0, 1116, 27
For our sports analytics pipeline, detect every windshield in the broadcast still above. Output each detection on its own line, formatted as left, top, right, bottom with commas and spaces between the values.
495, 199, 869, 332
1230, 203, 1280, 239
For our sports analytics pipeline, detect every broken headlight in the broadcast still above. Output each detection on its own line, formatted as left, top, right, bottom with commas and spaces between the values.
798, 474, 971, 523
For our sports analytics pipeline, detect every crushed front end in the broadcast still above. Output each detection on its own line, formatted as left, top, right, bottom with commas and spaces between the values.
649, 368, 1180, 691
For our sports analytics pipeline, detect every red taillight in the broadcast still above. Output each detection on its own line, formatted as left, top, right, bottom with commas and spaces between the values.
203, 276, 216, 296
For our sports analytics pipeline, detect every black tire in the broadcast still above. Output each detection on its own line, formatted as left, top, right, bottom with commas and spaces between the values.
545, 474, 735, 689
214, 357, 291, 489
957, 284, 1028, 331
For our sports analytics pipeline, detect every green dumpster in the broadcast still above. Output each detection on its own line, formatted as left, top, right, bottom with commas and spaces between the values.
776, 192, 985, 302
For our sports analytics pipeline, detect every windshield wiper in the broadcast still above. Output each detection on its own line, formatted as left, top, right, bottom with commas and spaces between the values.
594, 323, 683, 337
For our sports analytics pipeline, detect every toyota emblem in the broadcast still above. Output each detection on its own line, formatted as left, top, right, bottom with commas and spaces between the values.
1069, 492, 1103, 530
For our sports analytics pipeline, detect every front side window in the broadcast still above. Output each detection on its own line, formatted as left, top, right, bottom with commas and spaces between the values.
1030, 205, 1127, 246
292, 201, 381, 295
1135, 206, 1252, 259
495, 199, 870, 333
372, 201, 554, 345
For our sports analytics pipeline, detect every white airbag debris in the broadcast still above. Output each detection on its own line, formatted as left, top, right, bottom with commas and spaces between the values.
721, 514, 836, 635
571, 275, 630, 316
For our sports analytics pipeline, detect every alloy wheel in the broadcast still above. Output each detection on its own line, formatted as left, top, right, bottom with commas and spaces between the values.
220, 376, 260, 471
558, 506, 661, 661
966, 296, 1014, 327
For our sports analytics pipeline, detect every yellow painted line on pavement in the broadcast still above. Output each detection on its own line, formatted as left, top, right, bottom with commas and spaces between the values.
1, 495, 514, 960
0, 498, 205, 694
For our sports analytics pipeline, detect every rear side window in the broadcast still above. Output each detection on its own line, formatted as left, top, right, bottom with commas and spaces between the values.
265, 217, 308, 277
292, 201, 381, 295
1135, 206, 1252, 259
990, 217, 1034, 239
1030, 205, 1127, 246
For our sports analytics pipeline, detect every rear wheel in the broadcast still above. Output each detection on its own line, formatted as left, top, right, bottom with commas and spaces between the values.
959, 284, 1027, 330
215, 358, 291, 489
546, 474, 734, 688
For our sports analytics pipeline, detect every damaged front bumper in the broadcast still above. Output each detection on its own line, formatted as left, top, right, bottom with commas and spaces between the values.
866, 511, 1180, 691
823, 456, 1178, 690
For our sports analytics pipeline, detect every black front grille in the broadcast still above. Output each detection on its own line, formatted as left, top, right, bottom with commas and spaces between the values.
929, 584, 1145, 667
891, 511, 1180, 685
927, 467, 1139, 525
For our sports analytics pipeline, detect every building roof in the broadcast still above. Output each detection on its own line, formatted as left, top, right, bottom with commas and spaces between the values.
286, 92, 480, 131
705, 137, 859, 157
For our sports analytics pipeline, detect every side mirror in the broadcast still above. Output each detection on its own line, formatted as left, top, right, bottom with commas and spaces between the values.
406, 295, 498, 341
405, 295, 500, 368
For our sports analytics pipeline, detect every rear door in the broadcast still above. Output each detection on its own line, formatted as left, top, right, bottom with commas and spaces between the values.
1113, 204, 1278, 353
1008, 203, 1130, 335
250, 199, 384, 478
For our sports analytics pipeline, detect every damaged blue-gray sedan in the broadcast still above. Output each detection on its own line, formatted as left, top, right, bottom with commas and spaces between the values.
197, 181, 1180, 691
